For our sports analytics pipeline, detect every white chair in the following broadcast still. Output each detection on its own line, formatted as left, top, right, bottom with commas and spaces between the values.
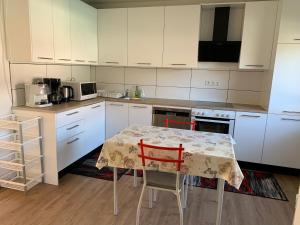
136, 139, 187, 225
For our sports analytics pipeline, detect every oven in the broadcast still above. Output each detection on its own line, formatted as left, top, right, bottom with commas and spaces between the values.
191, 109, 236, 135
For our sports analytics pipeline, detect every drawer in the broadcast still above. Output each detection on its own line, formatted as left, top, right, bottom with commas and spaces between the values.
56, 108, 84, 128
56, 120, 84, 142
57, 132, 85, 171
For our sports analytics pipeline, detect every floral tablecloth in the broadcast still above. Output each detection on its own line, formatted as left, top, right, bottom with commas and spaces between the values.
96, 125, 244, 189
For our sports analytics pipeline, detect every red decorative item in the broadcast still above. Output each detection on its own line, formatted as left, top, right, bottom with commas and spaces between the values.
164, 117, 196, 131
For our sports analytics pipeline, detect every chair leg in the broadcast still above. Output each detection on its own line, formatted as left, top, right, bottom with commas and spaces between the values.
189, 175, 194, 190
184, 175, 189, 208
153, 189, 158, 202
136, 184, 146, 225
133, 169, 137, 187
148, 189, 153, 208
181, 177, 186, 209
176, 192, 184, 225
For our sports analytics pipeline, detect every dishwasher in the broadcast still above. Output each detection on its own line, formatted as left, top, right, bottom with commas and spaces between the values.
152, 107, 192, 130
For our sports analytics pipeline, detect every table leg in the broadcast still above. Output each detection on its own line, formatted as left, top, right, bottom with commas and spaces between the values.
113, 167, 118, 215
133, 169, 137, 187
216, 179, 225, 225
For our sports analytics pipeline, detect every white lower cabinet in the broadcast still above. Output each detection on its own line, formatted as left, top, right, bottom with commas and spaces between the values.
234, 112, 267, 163
83, 102, 105, 151
129, 104, 152, 126
106, 102, 129, 139
262, 114, 300, 169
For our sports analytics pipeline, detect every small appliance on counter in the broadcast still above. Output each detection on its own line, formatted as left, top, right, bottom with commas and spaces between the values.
25, 83, 52, 107
62, 81, 97, 101
60, 85, 74, 102
33, 78, 62, 104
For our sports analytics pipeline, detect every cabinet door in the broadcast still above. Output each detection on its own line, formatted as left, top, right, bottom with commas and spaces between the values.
29, 0, 54, 63
262, 114, 300, 169
70, 0, 86, 64
163, 5, 200, 68
98, 8, 127, 66
233, 112, 267, 163
105, 102, 129, 139
53, 0, 72, 63
129, 104, 152, 126
278, 0, 300, 44
83, 4, 98, 65
269, 45, 300, 115
128, 7, 164, 67
239, 1, 277, 70
84, 102, 105, 150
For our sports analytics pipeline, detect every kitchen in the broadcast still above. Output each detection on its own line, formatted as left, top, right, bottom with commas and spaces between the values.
0, 0, 299, 225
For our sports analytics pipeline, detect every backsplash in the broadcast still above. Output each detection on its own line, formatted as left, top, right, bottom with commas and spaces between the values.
10, 64, 92, 106
92, 66, 265, 105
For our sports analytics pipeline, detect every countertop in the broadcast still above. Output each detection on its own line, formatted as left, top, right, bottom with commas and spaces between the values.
14, 97, 267, 114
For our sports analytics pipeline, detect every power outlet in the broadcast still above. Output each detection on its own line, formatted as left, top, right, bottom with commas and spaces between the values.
205, 80, 220, 87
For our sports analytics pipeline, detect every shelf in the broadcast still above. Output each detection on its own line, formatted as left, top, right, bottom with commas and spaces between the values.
0, 152, 43, 171
0, 171, 44, 191
0, 114, 41, 131
0, 133, 42, 151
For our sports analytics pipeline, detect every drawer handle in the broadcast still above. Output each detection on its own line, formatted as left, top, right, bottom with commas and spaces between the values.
58, 58, 71, 61
66, 125, 79, 130
105, 61, 119, 64
245, 65, 264, 67
75, 60, 85, 62
67, 138, 80, 145
137, 62, 151, 65
282, 111, 300, 114
132, 106, 147, 109
38, 57, 53, 60
170, 63, 187, 66
109, 103, 124, 107
91, 105, 101, 109
66, 111, 79, 116
240, 115, 261, 118
88, 61, 97, 63
281, 118, 300, 122
294, 39, 300, 41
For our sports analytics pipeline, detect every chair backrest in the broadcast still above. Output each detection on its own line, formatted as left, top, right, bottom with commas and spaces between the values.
138, 139, 184, 171
164, 117, 196, 131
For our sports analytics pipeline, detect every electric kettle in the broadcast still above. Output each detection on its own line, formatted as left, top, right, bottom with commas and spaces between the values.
60, 86, 74, 102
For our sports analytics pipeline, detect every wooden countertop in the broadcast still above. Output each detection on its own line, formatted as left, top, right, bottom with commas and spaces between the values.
14, 97, 267, 114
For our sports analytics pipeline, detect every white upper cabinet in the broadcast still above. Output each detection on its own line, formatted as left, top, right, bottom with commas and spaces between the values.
53, 0, 72, 63
98, 8, 127, 66
234, 112, 267, 163
239, 1, 277, 70
163, 5, 200, 68
278, 0, 300, 44
128, 7, 164, 67
269, 45, 300, 115
4, 0, 54, 63
262, 114, 300, 169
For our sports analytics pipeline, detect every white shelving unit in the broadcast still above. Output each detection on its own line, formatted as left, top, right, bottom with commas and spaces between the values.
0, 114, 44, 191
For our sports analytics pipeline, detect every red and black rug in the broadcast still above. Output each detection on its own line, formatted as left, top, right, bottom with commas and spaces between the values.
69, 150, 288, 201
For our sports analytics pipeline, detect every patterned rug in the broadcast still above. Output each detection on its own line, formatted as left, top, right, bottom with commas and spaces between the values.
69, 150, 288, 201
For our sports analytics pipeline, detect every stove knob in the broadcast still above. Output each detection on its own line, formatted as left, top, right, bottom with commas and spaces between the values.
226, 114, 229, 118
216, 114, 220, 117
221, 114, 225, 117
201, 112, 205, 116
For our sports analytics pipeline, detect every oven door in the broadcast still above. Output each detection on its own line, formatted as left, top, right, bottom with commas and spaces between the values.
193, 117, 235, 135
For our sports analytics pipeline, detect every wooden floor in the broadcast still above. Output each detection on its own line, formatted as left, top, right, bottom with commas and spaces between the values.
0, 173, 299, 225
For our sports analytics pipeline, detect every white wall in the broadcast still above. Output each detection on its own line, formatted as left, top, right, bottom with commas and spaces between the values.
93, 66, 266, 105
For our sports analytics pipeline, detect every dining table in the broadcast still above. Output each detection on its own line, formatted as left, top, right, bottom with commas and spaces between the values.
96, 125, 244, 225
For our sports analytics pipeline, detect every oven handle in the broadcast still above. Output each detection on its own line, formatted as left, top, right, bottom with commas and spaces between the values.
193, 118, 231, 125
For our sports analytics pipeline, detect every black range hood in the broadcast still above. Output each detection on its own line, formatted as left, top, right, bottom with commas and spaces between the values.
198, 7, 241, 63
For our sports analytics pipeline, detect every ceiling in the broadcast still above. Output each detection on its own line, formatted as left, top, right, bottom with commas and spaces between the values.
82, 0, 273, 8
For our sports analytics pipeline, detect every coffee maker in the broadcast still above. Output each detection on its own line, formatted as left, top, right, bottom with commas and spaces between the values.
34, 78, 62, 104
25, 83, 52, 107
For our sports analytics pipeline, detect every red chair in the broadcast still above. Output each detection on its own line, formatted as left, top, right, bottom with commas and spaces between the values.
164, 117, 196, 131
136, 139, 186, 225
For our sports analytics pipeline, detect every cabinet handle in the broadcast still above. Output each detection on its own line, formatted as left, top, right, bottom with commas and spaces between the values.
282, 111, 300, 114
170, 63, 187, 66
58, 58, 71, 61
132, 105, 147, 109
67, 138, 80, 145
294, 39, 300, 41
91, 105, 101, 109
66, 111, 79, 116
75, 60, 85, 62
105, 61, 119, 64
109, 103, 124, 107
245, 65, 264, 67
240, 115, 261, 118
66, 125, 79, 131
38, 57, 53, 60
281, 118, 300, 122
88, 61, 97, 63
136, 62, 151, 65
